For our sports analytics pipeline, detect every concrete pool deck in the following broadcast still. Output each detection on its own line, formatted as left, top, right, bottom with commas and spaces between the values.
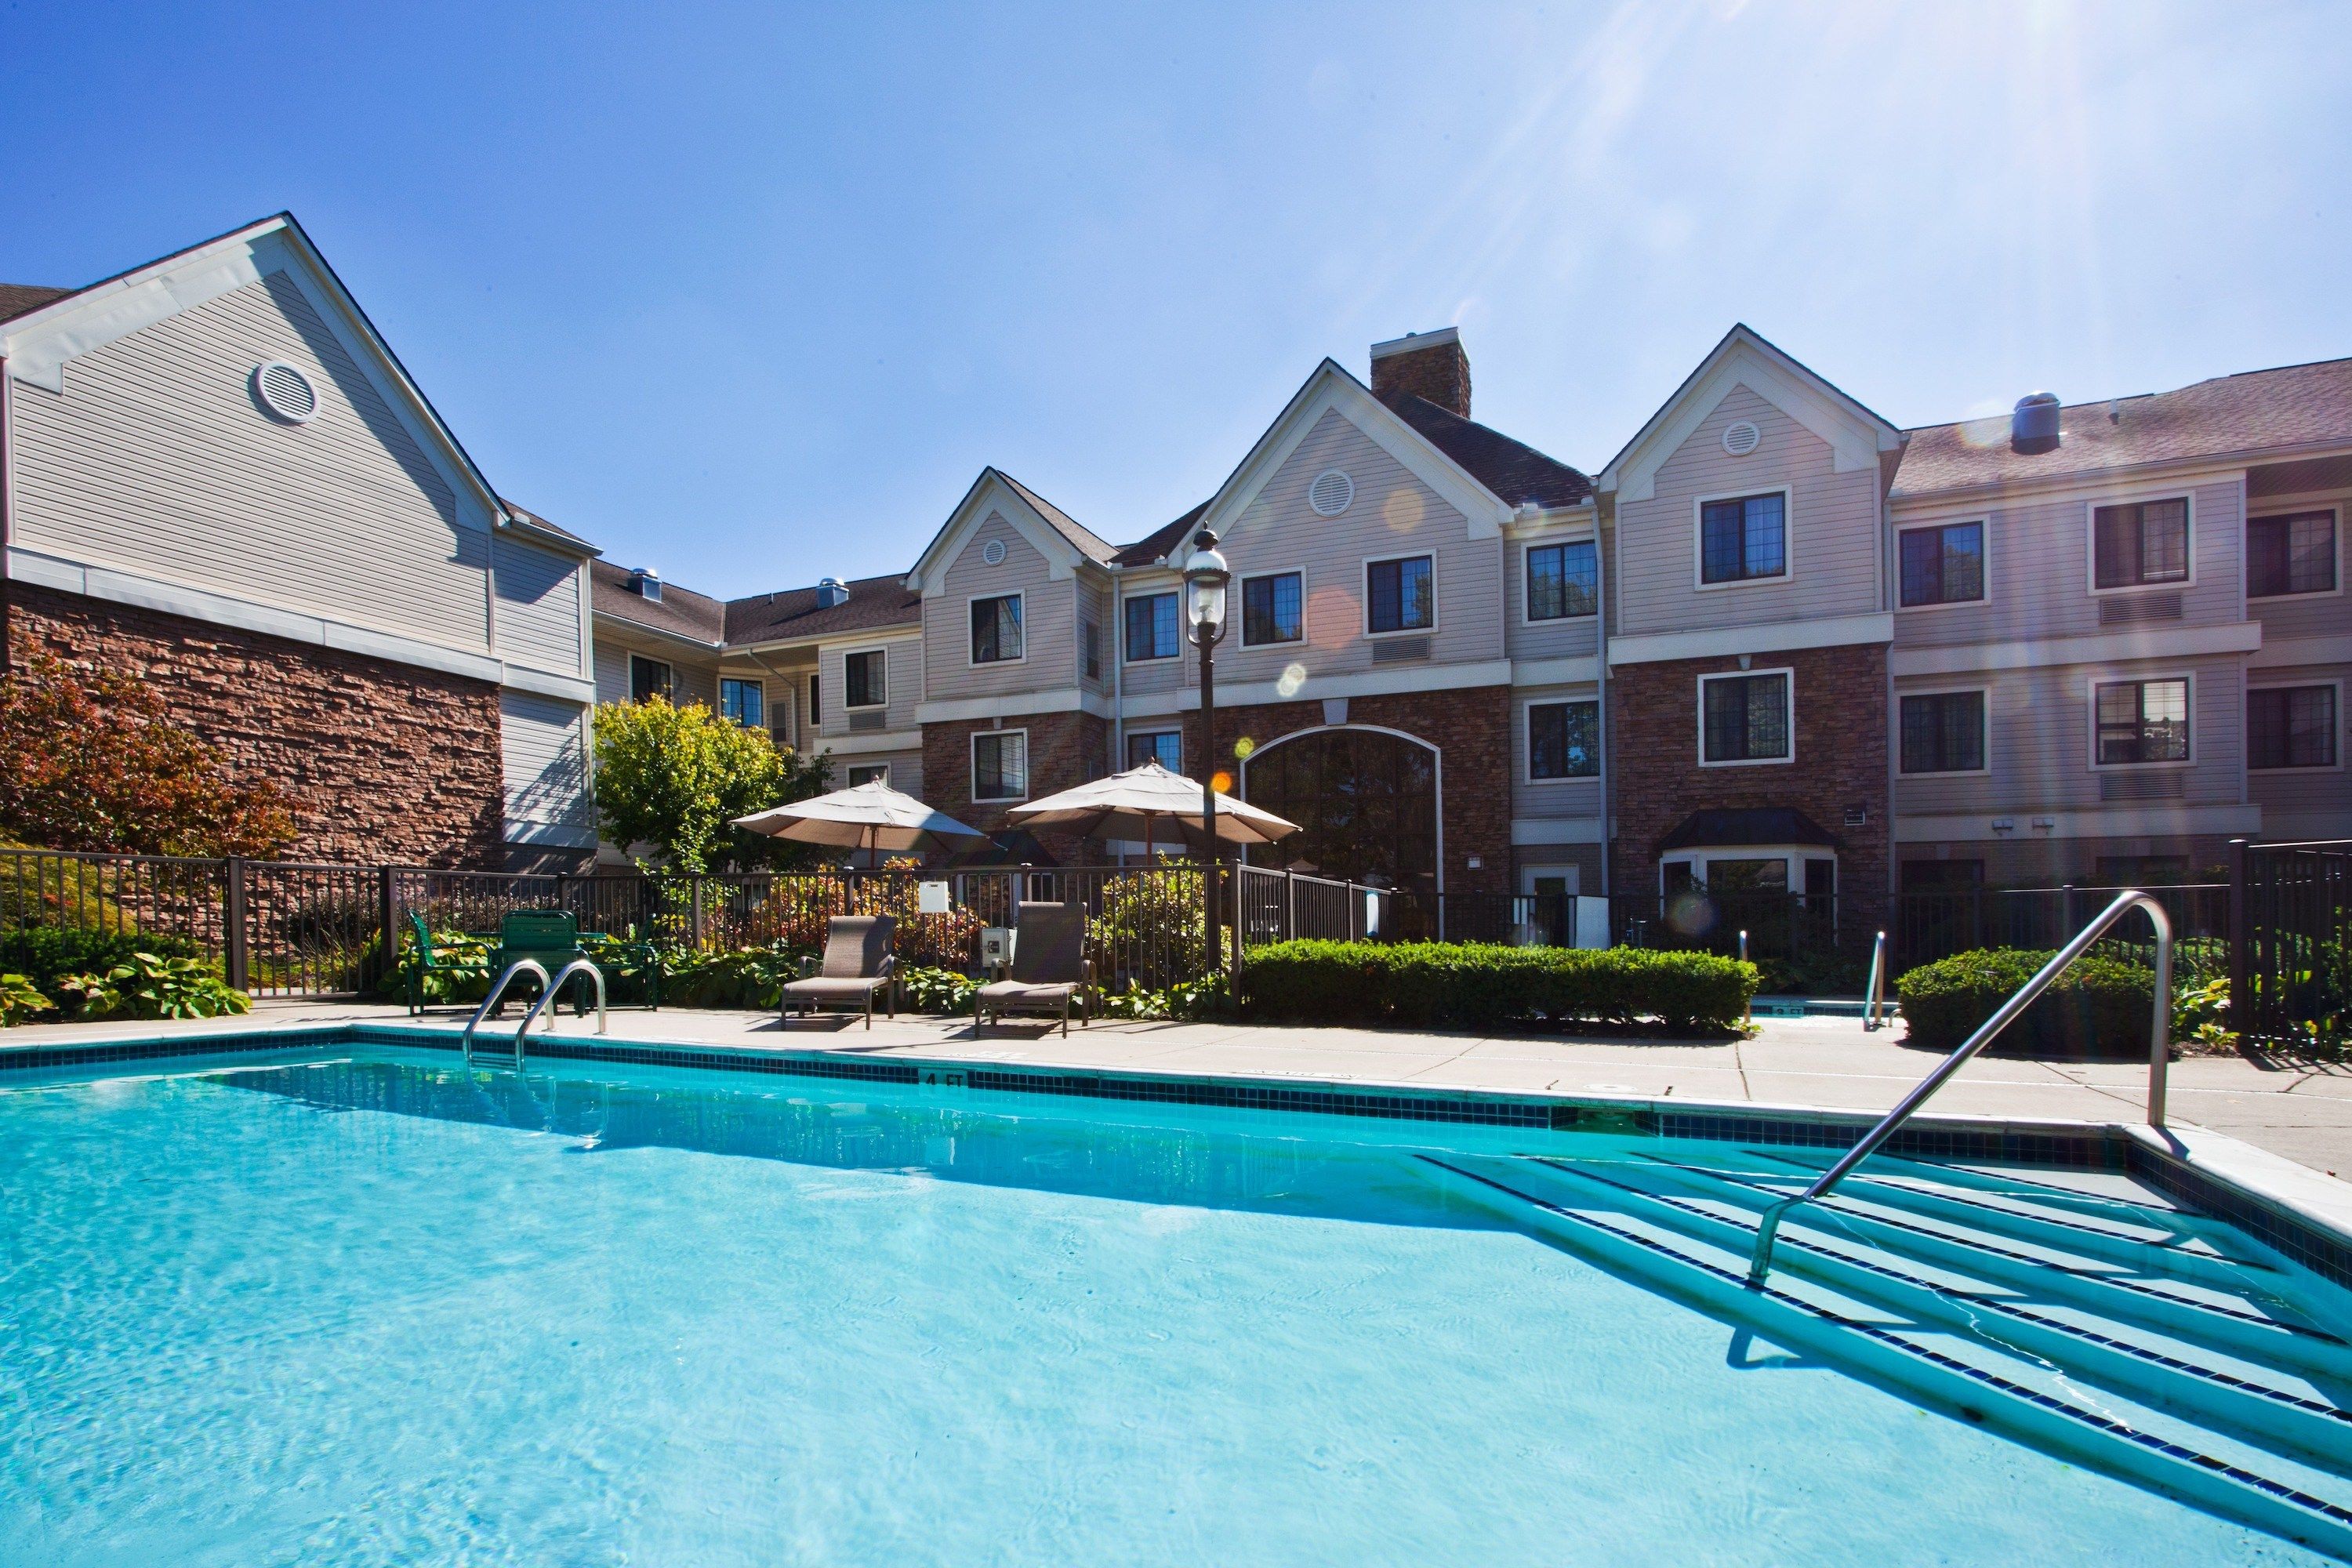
10, 1000, 2347, 1178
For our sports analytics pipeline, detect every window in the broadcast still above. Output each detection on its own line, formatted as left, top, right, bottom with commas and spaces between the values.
2249, 685, 2337, 769
844, 649, 887, 708
2096, 855, 2192, 887
1708, 858, 1788, 894
2094, 677, 2190, 765
846, 763, 891, 789
2092, 498, 2190, 590
1699, 492, 1787, 585
1899, 521, 1985, 607
1124, 592, 1179, 662
1526, 540, 1599, 620
719, 678, 764, 729
1901, 859, 1984, 891
808, 673, 821, 727
1080, 619, 1102, 680
1899, 691, 1986, 774
1527, 700, 1599, 779
630, 655, 673, 703
1699, 671, 1791, 764
1242, 572, 1303, 646
970, 593, 1024, 663
1367, 554, 1434, 633
2248, 510, 2336, 598
1126, 730, 1182, 771
971, 730, 1028, 801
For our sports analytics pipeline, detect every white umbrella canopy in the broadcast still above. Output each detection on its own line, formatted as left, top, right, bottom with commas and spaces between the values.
733, 779, 991, 859
1008, 760, 1299, 852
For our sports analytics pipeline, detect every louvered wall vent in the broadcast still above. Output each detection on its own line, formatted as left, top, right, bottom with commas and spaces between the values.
2100, 593, 2183, 624
849, 710, 888, 731
1721, 420, 1761, 456
981, 538, 1007, 566
1308, 470, 1355, 517
1371, 636, 1432, 663
252, 361, 319, 423
2101, 771, 2186, 801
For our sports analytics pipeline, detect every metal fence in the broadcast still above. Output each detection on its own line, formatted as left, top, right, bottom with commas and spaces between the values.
2234, 840, 2352, 1045
1891, 882, 2229, 974
1235, 865, 1403, 947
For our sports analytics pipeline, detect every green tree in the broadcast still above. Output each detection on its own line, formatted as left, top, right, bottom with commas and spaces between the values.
591, 697, 830, 873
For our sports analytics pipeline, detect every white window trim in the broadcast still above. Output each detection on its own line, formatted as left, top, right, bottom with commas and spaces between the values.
1363, 550, 1439, 638
1696, 666, 1796, 768
2246, 677, 2345, 772
1120, 588, 1183, 664
630, 654, 674, 701
2085, 670, 2196, 771
719, 675, 766, 728
1520, 863, 1582, 898
2245, 503, 2343, 601
969, 726, 1032, 803
1659, 846, 1833, 895
1238, 566, 1308, 648
841, 645, 889, 710
2085, 490, 2197, 597
845, 761, 893, 789
1521, 695, 1601, 786
1896, 684, 1993, 777
966, 592, 1028, 669
1125, 727, 1185, 772
1691, 485, 1794, 593
1520, 537, 1602, 626
1893, 517, 1992, 614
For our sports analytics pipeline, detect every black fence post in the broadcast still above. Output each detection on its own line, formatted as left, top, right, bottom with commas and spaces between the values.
2060, 883, 2078, 942
223, 857, 249, 993
691, 876, 707, 951
373, 865, 396, 990
2227, 837, 2249, 1036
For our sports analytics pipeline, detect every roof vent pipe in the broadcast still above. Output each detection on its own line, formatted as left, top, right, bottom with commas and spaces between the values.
2011, 392, 2061, 454
815, 576, 849, 609
630, 568, 663, 602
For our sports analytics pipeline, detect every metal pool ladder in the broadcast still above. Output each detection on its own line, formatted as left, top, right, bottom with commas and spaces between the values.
462, 959, 608, 1069
1747, 889, 2174, 1287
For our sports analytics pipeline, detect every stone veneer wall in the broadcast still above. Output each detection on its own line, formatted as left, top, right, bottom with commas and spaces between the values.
1194, 684, 1513, 896
1608, 644, 1890, 930
920, 710, 1109, 862
11, 583, 507, 867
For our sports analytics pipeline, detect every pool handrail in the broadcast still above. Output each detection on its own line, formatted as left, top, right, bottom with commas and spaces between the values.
463, 958, 552, 1065
1861, 931, 1888, 1031
508, 959, 608, 1066
1747, 889, 2173, 1287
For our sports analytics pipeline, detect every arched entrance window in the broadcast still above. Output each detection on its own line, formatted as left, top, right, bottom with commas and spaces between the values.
1241, 726, 1440, 904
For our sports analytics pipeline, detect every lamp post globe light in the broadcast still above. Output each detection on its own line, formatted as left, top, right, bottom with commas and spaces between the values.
1183, 528, 1232, 963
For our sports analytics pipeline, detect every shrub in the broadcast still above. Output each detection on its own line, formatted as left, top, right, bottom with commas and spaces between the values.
0, 926, 206, 996
591, 697, 831, 873
899, 965, 980, 1014
54, 950, 250, 1021
1895, 946, 2158, 1058
1242, 942, 1755, 1034
0, 972, 54, 1025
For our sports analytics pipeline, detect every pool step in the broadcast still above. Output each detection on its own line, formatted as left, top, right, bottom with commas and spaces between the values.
1420, 1152, 2352, 1561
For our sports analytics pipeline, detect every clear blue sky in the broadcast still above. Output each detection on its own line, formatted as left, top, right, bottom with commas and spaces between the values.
5, 2, 2347, 590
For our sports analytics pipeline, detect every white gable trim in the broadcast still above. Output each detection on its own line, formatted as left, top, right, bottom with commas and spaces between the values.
0, 215, 532, 546
1195, 361, 1515, 547
905, 468, 1087, 593
1598, 326, 1903, 504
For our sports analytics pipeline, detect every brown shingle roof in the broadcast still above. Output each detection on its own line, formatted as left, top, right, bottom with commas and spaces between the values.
1377, 390, 1593, 509
995, 470, 1118, 562
590, 559, 728, 643
1112, 500, 1211, 567
1893, 356, 2352, 498
720, 572, 922, 644
0, 284, 71, 324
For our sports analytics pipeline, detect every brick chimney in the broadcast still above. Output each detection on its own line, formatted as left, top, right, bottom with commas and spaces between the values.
1369, 327, 1470, 418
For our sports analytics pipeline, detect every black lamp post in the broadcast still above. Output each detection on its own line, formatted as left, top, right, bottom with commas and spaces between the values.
1183, 527, 1232, 961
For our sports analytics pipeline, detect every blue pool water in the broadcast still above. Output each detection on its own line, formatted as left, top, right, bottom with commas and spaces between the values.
0, 1048, 2337, 1566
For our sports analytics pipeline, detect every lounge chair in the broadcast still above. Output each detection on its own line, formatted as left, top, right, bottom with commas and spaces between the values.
975, 901, 1092, 1036
401, 911, 489, 1016
781, 915, 897, 1029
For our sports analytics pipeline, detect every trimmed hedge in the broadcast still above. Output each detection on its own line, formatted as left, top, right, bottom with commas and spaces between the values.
1896, 946, 2156, 1058
1243, 941, 1755, 1034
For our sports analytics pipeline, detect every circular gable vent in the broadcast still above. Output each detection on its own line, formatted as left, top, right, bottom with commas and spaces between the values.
1721, 419, 1761, 456
252, 360, 319, 423
1308, 469, 1354, 517
981, 538, 1007, 566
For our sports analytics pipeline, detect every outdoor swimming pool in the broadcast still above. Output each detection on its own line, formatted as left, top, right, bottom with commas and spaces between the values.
3, 1043, 2347, 1566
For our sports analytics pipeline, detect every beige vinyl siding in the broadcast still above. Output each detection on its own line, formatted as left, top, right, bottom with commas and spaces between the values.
1892, 478, 2245, 649
1508, 682, 1604, 822
499, 692, 595, 844
1077, 574, 1113, 694
592, 641, 633, 706
837, 747, 924, 797
1213, 407, 1500, 686
2246, 659, 2351, 834
815, 635, 921, 740
1893, 653, 2246, 819
1504, 535, 1602, 662
493, 537, 586, 675
1615, 383, 1881, 638
593, 625, 719, 709
2244, 486, 2347, 644
921, 514, 1071, 702
9, 269, 495, 652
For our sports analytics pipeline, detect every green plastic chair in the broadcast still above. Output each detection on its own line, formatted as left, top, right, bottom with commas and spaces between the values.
402, 912, 489, 1016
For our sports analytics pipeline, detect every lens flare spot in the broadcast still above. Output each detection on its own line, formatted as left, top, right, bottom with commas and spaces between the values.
1666, 892, 1718, 937
1232, 736, 1256, 760
1210, 770, 1234, 795
1381, 487, 1426, 532
1275, 662, 1308, 697
1304, 587, 1358, 649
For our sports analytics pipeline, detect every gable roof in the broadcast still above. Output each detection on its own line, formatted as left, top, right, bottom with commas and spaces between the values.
1377, 390, 1592, 509
904, 466, 1107, 592
1112, 499, 1211, 568
996, 470, 1117, 563
1893, 356, 2352, 499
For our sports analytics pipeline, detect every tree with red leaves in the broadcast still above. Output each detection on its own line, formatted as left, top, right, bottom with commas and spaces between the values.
0, 654, 298, 857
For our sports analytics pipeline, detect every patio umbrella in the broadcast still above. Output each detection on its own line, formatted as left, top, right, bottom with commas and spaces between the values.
733, 779, 991, 863
1007, 760, 1299, 860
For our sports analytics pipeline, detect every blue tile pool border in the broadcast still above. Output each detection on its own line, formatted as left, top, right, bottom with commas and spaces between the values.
5, 1019, 2345, 1290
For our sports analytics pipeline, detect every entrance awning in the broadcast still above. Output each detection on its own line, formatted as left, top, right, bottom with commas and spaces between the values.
1656, 808, 1839, 854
